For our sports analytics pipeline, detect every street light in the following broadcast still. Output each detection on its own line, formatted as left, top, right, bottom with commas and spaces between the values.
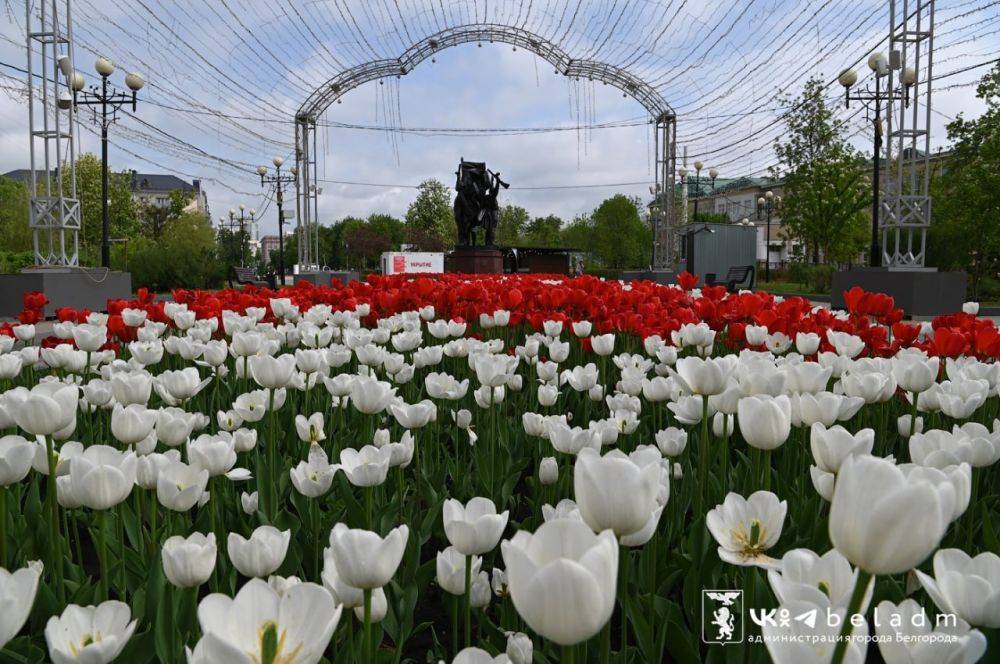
839, 51, 917, 268
63, 56, 144, 268
227, 205, 251, 267
258, 158, 296, 282
690, 161, 718, 223
757, 191, 781, 283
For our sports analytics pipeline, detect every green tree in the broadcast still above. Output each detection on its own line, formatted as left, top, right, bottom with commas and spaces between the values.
928, 62, 1000, 299
366, 213, 405, 248
139, 189, 194, 239
405, 179, 454, 249
560, 214, 593, 252
496, 204, 529, 245
126, 211, 221, 290
773, 78, 869, 264
64, 153, 138, 264
590, 195, 650, 268
0, 176, 31, 253
523, 214, 564, 246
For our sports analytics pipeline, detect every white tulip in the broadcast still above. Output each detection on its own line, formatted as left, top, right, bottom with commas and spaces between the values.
892, 354, 940, 394
327, 522, 408, 589
736, 394, 791, 450
45, 601, 137, 664
339, 445, 391, 487
5, 382, 78, 437
574, 447, 660, 537
294, 413, 326, 444
443, 497, 509, 556
874, 599, 986, 664
548, 422, 600, 456
162, 532, 217, 588
829, 455, 953, 575
188, 432, 237, 477
707, 491, 787, 569
655, 427, 687, 456
227, 526, 290, 578
67, 445, 137, 510
538, 457, 558, 485
0, 435, 35, 486
767, 548, 873, 610
290, 446, 338, 498
810, 423, 875, 474
915, 549, 1000, 628
110, 403, 157, 445
669, 356, 738, 396
0, 561, 43, 648
436, 546, 482, 596
190, 578, 341, 664
501, 519, 618, 646
157, 461, 209, 512
763, 597, 868, 664
248, 353, 296, 390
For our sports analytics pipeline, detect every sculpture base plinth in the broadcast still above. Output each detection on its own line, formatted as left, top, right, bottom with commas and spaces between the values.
0, 267, 132, 319
445, 247, 504, 274
831, 267, 967, 318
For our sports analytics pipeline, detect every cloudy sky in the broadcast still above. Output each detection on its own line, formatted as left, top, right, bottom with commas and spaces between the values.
0, 0, 996, 238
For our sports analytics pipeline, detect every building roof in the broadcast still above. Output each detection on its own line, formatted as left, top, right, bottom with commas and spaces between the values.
129, 173, 197, 192
4, 169, 199, 194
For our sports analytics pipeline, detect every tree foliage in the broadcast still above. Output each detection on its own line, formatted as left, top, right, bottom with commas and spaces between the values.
0, 176, 31, 253
589, 194, 650, 268
773, 78, 869, 264
127, 211, 222, 291
404, 179, 454, 249
64, 153, 138, 264
928, 62, 1000, 299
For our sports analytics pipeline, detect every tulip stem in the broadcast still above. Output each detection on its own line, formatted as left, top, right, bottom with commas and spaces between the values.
451, 594, 459, 656
366, 486, 374, 531
0, 486, 6, 569
830, 570, 872, 664
563, 645, 575, 664
908, 392, 919, 439
697, 395, 709, 515
96, 509, 108, 602
363, 588, 373, 663
43, 435, 65, 602
464, 553, 473, 648
148, 487, 158, 558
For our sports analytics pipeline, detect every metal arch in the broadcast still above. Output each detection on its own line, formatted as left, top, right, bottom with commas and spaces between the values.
297, 24, 673, 120
293, 24, 677, 271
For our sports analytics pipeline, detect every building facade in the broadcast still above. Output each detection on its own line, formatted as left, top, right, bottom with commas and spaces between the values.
128, 172, 210, 217
682, 175, 797, 271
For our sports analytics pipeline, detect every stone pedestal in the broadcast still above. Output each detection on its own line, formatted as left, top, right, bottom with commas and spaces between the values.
293, 270, 360, 287
0, 267, 132, 319
831, 268, 967, 318
445, 247, 504, 274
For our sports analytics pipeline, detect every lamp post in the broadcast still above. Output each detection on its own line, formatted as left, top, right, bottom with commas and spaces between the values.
258, 157, 296, 283
690, 162, 718, 223
757, 191, 781, 283
838, 53, 917, 267
67, 56, 144, 268
228, 204, 251, 267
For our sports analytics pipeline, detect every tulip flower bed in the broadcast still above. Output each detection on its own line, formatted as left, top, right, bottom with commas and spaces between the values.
0, 272, 999, 663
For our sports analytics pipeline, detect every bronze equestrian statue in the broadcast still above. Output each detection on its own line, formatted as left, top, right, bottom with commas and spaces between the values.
454, 159, 509, 246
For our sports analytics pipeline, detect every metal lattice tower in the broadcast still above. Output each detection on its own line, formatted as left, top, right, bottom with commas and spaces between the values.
25, 0, 80, 267
293, 24, 676, 271
881, 0, 935, 268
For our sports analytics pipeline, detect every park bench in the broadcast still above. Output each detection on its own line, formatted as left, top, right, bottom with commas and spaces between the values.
228, 266, 276, 290
705, 265, 755, 292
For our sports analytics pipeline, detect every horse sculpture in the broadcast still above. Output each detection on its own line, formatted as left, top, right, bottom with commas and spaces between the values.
454, 159, 509, 247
